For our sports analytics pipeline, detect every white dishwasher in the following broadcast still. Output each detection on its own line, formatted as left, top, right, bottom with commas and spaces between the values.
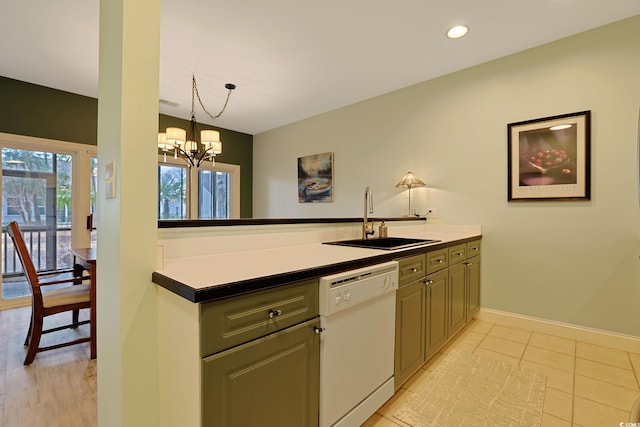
319, 260, 399, 427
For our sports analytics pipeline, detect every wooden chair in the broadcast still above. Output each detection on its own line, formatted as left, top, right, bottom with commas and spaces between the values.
6, 221, 91, 365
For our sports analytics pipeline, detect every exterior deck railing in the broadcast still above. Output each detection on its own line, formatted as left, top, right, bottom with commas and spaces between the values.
1, 226, 73, 277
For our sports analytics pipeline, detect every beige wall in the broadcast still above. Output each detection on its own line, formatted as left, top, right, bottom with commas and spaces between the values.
253, 15, 640, 335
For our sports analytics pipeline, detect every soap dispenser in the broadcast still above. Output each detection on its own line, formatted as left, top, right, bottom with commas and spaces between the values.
378, 221, 388, 238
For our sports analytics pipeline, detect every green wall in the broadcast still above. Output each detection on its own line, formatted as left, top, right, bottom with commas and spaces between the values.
0, 76, 253, 217
0, 75, 99, 145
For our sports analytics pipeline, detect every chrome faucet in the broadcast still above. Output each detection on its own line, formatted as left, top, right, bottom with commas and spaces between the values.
363, 186, 374, 239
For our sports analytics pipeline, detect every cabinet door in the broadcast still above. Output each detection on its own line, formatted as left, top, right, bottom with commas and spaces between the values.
448, 263, 467, 338
425, 269, 448, 360
466, 255, 481, 317
202, 318, 320, 427
394, 280, 425, 389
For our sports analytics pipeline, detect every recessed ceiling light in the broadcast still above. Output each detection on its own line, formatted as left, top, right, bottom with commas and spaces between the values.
550, 124, 572, 131
447, 25, 469, 39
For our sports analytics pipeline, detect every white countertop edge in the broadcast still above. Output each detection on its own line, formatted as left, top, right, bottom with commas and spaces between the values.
156, 226, 481, 291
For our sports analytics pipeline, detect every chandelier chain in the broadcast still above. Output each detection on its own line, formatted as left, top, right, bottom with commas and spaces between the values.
192, 75, 234, 121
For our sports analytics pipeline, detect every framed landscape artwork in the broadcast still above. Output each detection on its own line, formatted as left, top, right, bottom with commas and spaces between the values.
508, 110, 591, 201
298, 152, 334, 203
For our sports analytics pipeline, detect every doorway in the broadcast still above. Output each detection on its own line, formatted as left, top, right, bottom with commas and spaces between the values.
0, 134, 96, 308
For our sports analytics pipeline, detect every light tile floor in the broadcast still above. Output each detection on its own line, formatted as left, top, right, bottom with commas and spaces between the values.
363, 319, 640, 427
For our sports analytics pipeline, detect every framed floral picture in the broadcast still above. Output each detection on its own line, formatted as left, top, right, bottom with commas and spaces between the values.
508, 111, 591, 201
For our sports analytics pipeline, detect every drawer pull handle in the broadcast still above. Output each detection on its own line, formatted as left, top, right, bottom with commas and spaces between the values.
411, 268, 419, 272
456, 252, 464, 256
472, 247, 479, 251
314, 326, 324, 334
437, 259, 444, 263
268, 309, 282, 318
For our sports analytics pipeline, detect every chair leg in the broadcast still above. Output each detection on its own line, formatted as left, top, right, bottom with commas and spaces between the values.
24, 312, 43, 365
72, 263, 83, 327
24, 315, 32, 347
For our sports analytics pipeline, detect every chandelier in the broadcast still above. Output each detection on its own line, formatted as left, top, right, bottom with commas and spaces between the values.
158, 75, 236, 168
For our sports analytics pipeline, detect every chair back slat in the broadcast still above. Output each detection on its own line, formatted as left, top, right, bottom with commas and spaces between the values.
6, 221, 41, 289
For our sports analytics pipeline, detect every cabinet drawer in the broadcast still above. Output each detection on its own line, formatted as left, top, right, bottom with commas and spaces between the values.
200, 279, 319, 357
467, 240, 481, 257
448, 244, 467, 265
426, 248, 448, 274
397, 254, 426, 286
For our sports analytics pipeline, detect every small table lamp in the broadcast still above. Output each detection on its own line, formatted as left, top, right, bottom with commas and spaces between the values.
395, 171, 426, 216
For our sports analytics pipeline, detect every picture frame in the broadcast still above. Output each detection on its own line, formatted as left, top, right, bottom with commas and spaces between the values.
508, 110, 591, 201
298, 152, 334, 203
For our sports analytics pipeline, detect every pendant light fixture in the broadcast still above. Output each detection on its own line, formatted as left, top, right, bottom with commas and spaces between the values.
395, 171, 426, 216
158, 75, 236, 168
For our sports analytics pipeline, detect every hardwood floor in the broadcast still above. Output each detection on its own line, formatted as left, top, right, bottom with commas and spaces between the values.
0, 305, 96, 427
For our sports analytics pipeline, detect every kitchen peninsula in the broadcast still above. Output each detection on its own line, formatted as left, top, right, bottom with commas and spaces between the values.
153, 219, 481, 426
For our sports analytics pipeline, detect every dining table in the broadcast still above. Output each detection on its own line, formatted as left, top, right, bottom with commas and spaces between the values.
70, 247, 97, 359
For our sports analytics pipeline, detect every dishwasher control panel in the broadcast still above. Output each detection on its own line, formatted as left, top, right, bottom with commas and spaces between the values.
319, 261, 398, 316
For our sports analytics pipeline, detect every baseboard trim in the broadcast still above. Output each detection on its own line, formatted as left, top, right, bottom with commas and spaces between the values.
476, 308, 640, 354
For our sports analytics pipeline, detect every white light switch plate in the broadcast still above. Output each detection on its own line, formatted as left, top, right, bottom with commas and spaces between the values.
105, 161, 116, 199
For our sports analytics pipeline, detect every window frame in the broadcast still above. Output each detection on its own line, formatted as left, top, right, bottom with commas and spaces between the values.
157, 155, 240, 220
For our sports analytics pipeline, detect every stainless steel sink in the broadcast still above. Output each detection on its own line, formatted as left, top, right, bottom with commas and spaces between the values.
323, 237, 441, 250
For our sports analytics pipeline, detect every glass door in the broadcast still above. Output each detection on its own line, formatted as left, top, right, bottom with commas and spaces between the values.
0, 138, 96, 308
1, 148, 72, 300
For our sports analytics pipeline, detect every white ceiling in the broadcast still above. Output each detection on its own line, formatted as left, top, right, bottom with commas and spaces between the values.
1, 1, 639, 135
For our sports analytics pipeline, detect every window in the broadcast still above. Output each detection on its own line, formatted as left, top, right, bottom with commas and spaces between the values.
198, 169, 230, 219
158, 164, 187, 219
157, 157, 239, 220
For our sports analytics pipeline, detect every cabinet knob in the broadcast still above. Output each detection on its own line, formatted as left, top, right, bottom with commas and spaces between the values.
411, 268, 419, 272
424, 279, 434, 285
466, 262, 473, 266
314, 326, 324, 334
268, 309, 282, 318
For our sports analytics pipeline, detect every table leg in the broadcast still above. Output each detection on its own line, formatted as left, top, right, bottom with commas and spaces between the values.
90, 263, 97, 359
74, 255, 97, 360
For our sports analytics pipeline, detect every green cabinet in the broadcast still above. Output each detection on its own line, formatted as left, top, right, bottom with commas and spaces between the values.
447, 243, 468, 338
202, 318, 320, 427
394, 238, 482, 389
200, 279, 320, 426
448, 262, 467, 338
394, 279, 425, 388
466, 255, 481, 317
424, 269, 447, 360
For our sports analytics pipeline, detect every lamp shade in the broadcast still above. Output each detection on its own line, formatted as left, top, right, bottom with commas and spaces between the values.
395, 171, 426, 189
209, 141, 222, 155
184, 140, 198, 152
201, 130, 223, 154
157, 133, 173, 151
201, 129, 220, 144
166, 127, 186, 145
